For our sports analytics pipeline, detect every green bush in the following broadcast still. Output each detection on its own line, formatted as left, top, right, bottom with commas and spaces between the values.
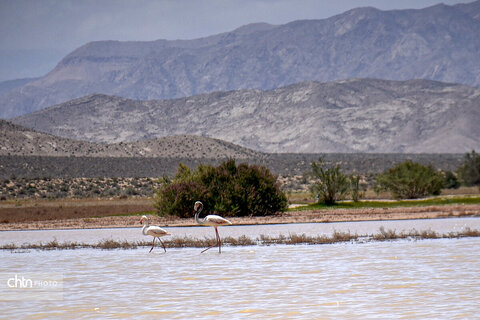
374, 160, 444, 199
457, 150, 480, 186
309, 158, 350, 205
154, 181, 207, 218
444, 171, 460, 189
153, 159, 287, 217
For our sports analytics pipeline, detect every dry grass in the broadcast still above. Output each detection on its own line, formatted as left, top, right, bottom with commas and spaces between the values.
373, 226, 405, 240
0, 198, 154, 223
3, 228, 479, 251
372, 226, 480, 241
259, 231, 358, 245
441, 186, 480, 196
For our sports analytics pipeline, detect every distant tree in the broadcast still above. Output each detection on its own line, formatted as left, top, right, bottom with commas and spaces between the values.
444, 171, 460, 189
457, 150, 480, 186
309, 158, 349, 205
350, 174, 366, 202
374, 160, 444, 199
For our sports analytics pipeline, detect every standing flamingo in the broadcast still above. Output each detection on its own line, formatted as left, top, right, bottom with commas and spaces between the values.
193, 201, 232, 253
140, 215, 170, 253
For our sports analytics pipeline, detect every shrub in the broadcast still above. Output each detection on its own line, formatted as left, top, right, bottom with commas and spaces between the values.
309, 158, 350, 205
154, 181, 207, 218
374, 160, 444, 199
350, 175, 365, 202
444, 171, 460, 189
457, 150, 480, 186
153, 159, 287, 217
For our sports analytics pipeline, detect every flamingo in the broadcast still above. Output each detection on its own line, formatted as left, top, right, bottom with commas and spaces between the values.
193, 201, 232, 253
140, 215, 170, 253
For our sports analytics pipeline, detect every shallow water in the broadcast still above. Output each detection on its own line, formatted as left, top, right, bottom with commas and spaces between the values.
1, 238, 479, 319
1, 217, 479, 246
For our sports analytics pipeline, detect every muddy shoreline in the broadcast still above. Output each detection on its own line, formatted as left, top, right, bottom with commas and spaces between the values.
1, 204, 479, 231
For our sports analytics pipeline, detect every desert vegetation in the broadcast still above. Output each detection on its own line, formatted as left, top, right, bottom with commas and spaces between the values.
457, 150, 480, 186
153, 159, 288, 217
2, 228, 479, 251
374, 160, 444, 199
309, 158, 350, 205
304, 151, 480, 205
0, 177, 162, 200
1, 151, 479, 228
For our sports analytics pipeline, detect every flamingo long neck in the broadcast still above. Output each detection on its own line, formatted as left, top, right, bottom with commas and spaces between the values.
141, 220, 149, 235
195, 206, 206, 225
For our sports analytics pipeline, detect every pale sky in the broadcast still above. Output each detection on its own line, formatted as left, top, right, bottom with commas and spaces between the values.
0, 0, 471, 82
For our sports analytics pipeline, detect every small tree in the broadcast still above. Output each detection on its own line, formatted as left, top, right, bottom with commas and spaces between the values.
310, 158, 349, 205
374, 160, 444, 199
350, 174, 365, 202
457, 150, 480, 186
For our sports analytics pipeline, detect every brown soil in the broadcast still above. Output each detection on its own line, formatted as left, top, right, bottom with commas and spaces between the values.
0, 198, 153, 221
0, 198, 479, 230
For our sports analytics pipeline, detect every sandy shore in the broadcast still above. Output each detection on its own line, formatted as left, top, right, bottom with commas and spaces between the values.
1, 204, 479, 231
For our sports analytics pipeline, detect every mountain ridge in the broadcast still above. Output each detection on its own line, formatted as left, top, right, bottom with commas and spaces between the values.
1, 1, 479, 118
11, 78, 480, 154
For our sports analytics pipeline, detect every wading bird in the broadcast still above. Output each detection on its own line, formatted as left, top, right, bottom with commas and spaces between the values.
193, 201, 232, 253
140, 215, 170, 253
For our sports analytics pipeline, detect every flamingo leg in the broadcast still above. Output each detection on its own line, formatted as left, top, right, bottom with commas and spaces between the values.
159, 238, 167, 253
201, 243, 216, 253
149, 237, 156, 253
201, 227, 220, 253
215, 227, 222, 253
201, 247, 210, 253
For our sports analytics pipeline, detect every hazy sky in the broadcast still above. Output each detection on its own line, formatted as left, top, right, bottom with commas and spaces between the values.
0, 0, 471, 82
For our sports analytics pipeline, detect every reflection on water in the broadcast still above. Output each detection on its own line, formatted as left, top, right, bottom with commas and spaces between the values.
1, 237, 479, 319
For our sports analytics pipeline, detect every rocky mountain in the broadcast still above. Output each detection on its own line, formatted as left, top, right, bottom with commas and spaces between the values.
11, 78, 480, 153
0, 119, 261, 159
1, 1, 480, 118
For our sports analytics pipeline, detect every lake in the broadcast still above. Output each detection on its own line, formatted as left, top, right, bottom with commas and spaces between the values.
1, 218, 479, 319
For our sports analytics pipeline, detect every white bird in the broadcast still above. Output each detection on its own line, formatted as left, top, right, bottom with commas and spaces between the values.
140, 215, 170, 253
193, 201, 232, 253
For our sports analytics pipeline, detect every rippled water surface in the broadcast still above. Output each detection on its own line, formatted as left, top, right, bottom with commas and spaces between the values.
1, 217, 479, 246
1, 230, 479, 318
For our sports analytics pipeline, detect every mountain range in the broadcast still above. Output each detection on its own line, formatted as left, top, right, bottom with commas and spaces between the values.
1, 1, 479, 119
11, 78, 480, 153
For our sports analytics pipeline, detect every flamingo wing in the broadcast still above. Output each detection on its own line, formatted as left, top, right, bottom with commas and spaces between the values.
146, 226, 170, 237
205, 215, 232, 226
